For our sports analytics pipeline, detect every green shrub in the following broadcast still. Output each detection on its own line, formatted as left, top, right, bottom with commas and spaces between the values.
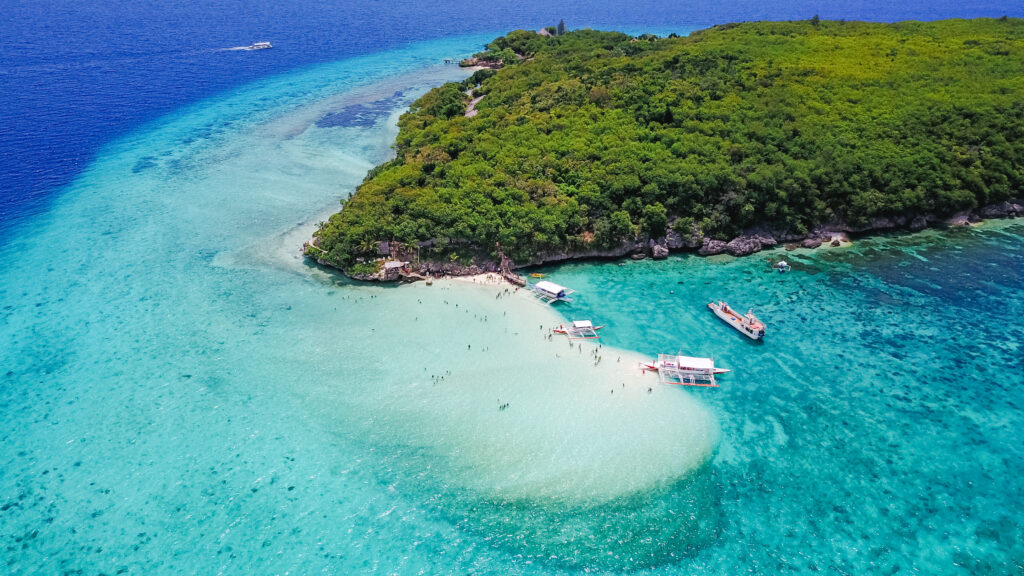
317, 20, 1024, 266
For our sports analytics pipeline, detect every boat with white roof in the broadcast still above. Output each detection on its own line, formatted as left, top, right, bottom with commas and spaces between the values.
553, 320, 603, 339
641, 354, 729, 387
530, 280, 575, 304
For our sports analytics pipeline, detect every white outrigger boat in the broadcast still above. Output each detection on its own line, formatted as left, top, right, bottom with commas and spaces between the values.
773, 260, 791, 272
552, 320, 603, 340
709, 300, 765, 340
640, 354, 729, 387
530, 280, 575, 304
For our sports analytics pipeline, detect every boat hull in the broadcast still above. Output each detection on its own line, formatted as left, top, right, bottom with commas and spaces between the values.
640, 361, 730, 375
553, 326, 603, 334
709, 303, 765, 340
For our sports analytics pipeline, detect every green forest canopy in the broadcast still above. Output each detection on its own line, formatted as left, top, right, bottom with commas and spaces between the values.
313, 18, 1024, 268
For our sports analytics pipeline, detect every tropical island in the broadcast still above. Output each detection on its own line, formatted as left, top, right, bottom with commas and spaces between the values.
307, 18, 1024, 280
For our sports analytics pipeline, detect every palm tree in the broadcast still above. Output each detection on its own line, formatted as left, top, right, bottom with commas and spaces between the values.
403, 241, 421, 262
358, 237, 378, 255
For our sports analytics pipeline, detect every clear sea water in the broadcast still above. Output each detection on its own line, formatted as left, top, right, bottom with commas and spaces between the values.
1, 1, 1022, 574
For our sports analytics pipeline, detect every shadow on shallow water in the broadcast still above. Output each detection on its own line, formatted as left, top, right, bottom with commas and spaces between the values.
315, 91, 409, 128
376, 451, 723, 571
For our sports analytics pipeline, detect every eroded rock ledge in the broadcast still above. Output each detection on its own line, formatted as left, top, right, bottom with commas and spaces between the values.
307, 200, 1023, 282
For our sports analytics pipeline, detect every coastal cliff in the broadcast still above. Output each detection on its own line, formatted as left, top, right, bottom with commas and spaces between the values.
307, 198, 1022, 281
308, 19, 1024, 280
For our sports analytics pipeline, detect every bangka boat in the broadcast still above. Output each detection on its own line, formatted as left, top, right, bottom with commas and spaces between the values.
708, 300, 765, 340
641, 354, 729, 387
531, 280, 575, 304
773, 260, 791, 272
553, 320, 603, 339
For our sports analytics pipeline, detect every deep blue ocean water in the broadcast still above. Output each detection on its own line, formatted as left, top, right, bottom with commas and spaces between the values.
1, 1, 1022, 574
1, 0, 1020, 234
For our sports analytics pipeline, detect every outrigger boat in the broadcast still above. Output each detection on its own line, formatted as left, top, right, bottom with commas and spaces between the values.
553, 320, 603, 340
641, 354, 729, 387
709, 300, 765, 340
530, 280, 575, 304
773, 260, 791, 272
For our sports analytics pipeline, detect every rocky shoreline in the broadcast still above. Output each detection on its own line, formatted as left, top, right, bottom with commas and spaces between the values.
306, 199, 1023, 283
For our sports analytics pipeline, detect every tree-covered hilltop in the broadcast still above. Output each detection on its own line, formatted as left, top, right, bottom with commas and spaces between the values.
312, 18, 1024, 270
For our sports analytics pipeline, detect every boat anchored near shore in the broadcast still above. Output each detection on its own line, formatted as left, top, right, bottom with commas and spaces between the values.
641, 354, 729, 387
553, 320, 603, 340
709, 300, 765, 340
530, 280, 575, 304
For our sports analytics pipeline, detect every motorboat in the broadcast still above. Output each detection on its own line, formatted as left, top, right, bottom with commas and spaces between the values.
709, 300, 765, 340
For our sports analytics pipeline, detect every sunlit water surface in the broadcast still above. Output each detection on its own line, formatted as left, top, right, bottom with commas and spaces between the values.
1, 34, 1022, 575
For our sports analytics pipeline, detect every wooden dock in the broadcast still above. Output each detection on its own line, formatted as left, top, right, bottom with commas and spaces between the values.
498, 249, 526, 286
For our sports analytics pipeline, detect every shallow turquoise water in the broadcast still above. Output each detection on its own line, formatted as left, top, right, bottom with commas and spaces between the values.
1, 34, 1022, 575
537, 226, 1024, 572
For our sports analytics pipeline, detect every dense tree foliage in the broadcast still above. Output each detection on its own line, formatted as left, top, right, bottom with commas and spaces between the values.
314, 19, 1024, 268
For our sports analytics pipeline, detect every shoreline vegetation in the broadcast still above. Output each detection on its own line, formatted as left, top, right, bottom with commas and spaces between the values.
306, 18, 1024, 282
